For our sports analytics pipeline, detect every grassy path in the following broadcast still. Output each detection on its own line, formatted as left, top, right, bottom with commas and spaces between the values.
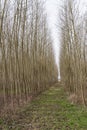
0, 84, 87, 130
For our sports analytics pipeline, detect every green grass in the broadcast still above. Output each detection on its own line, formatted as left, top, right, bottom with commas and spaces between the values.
0, 85, 87, 130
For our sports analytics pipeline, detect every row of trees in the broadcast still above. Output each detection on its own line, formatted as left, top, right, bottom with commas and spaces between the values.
60, 0, 87, 106
0, 0, 58, 111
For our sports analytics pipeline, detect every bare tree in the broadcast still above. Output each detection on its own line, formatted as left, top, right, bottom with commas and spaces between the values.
59, 0, 87, 106
0, 0, 58, 112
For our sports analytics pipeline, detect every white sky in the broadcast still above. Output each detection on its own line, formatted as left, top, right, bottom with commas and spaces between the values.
46, 0, 87, 78
46, 0, 60, 64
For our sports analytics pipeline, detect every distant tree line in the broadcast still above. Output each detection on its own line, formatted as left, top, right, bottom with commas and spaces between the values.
0, 0, 58, 111
60, 0, 87, 106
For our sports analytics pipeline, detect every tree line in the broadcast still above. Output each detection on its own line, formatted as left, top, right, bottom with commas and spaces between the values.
60, 0, 87, 106
0, 0, 58, 111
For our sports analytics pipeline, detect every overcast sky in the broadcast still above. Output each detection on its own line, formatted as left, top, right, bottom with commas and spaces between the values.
46, 0, 87, 78
46, 0, 60, 65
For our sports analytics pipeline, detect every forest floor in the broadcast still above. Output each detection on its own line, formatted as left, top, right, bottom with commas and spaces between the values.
0, 83, 87, 130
